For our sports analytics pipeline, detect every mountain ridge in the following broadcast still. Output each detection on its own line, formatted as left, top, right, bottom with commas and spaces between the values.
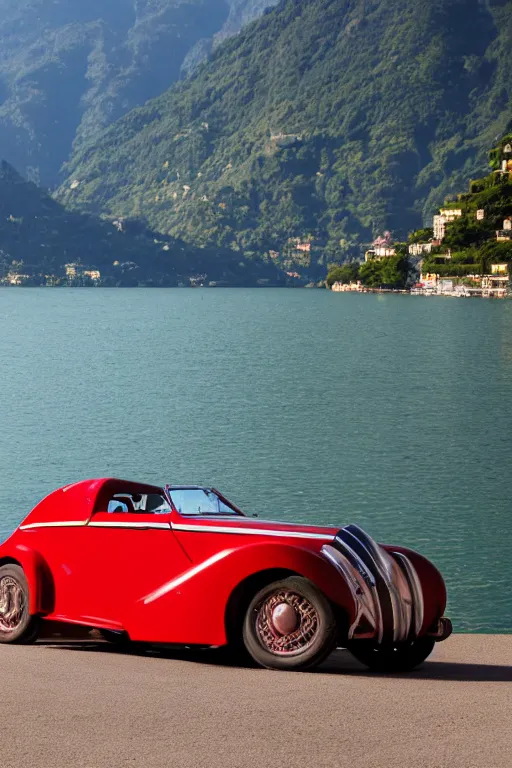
0, 0, 277, 186
0, 159, 283, 286
56, 0, 512, 274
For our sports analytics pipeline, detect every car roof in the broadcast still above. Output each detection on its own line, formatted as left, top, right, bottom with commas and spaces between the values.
20, 478, 165, 527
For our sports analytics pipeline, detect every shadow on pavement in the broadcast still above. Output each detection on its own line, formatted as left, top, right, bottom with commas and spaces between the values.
38, 640, 512, 682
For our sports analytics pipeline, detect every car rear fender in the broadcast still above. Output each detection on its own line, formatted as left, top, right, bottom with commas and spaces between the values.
0, 544, 54, 615
126, 541, 356, 645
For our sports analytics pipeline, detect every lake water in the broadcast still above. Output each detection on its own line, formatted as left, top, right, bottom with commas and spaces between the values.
0, 287, 510, 633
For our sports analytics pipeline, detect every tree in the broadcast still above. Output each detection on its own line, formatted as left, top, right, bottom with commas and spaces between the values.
360, 255, 409, 288
326, 262, 360, 286
408, 228, 433, 243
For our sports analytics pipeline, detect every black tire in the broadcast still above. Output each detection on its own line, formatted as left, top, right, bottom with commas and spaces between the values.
0, 565, 40, 644
242, 576, 337, 671
348, 637, 436, 672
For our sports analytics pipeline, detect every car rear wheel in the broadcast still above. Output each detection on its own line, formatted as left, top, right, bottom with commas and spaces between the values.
0, 565, 40, 644
242, 576, 337, 671
348, 637, 435, 672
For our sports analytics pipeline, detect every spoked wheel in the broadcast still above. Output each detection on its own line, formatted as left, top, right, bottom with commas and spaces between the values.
348, 637, 435, 672
0, 565, 40, 644
243, 576, 337, 671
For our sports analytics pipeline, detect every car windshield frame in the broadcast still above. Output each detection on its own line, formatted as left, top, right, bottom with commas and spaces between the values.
164, 485, 245, 517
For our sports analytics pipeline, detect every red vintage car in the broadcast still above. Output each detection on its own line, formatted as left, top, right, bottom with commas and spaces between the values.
0, 478, 451, 671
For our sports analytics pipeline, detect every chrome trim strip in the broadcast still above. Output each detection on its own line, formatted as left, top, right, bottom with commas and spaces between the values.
89, 522, 170, 530
172, 523, 334, 540
141, 549, 235, 604
331, 526, 426, 644
20, 521, 87, 530
321, 544, 381, 640
341, 526, 410, 643
392, 551, 424, 639
20, 521, 170, 531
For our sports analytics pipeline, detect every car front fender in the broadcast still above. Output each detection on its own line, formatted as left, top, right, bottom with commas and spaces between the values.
125, 541, 356, 645
384, 544, 447, 635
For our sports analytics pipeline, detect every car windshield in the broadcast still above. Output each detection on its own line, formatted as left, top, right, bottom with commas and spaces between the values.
169, 488, 239, 516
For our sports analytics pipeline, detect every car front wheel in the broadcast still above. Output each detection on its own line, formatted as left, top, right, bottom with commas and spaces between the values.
0, 564, 40, 644
348, 637, 436, 672
242, 576, 337, 671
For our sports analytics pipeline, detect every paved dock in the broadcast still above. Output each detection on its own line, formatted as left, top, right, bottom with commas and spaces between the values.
1, 634, 510, 767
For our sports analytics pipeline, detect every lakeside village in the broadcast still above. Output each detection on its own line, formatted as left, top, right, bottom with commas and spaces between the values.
2, 136, 512, 293
327, 135, 512, 298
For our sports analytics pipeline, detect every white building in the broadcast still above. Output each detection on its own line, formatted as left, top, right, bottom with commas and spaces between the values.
439, 208, 463, 220
409, 242, 433, 256
433, 209, 462, 242
433, 215, 446, 241
365, 246, 396, 261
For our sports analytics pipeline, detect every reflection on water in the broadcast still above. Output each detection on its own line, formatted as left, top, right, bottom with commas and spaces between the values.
0, 288, 511, 632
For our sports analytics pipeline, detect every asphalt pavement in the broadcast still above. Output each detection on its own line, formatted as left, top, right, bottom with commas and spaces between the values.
1, 634, 510, 768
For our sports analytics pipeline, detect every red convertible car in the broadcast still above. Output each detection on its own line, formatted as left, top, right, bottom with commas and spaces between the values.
0, 478, 451, 671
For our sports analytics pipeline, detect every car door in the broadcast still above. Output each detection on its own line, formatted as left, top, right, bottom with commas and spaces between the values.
75, 509, 192, 635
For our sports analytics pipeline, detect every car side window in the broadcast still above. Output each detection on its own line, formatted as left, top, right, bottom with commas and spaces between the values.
106, 494, 171, 514
108, 500, 129, 513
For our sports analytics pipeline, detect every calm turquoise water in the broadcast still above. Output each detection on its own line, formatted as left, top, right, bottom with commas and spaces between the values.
0, 288, 510, 632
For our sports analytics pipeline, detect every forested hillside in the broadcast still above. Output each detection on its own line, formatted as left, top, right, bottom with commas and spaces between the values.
58, 0, 512, 275
0, 0, 276, 186
0, 161, 282, 285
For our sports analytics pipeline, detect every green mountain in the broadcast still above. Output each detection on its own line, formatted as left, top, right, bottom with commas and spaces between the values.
0, 161, 282, 285
57, 0, 512, 276
0, 0, 277, 186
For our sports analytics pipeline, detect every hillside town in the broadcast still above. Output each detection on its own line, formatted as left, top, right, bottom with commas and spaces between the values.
2, 137, 512, 294
329, 136, 512, 298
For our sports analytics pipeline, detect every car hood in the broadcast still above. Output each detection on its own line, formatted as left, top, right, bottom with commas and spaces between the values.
172, 515, 338, 541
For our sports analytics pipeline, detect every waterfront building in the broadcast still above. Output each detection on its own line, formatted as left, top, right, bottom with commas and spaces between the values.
331, 280, 364, 292
6, 272, 31, 285
83, 270, 101, 282
65, 263, 79, 278
482, 273, 509, 298
65, 263, 101, 283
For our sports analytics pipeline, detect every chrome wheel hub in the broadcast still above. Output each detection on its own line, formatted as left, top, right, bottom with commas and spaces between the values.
0, 577, 25, 632
271, 602, 299, 635
256, 590, 319, 656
